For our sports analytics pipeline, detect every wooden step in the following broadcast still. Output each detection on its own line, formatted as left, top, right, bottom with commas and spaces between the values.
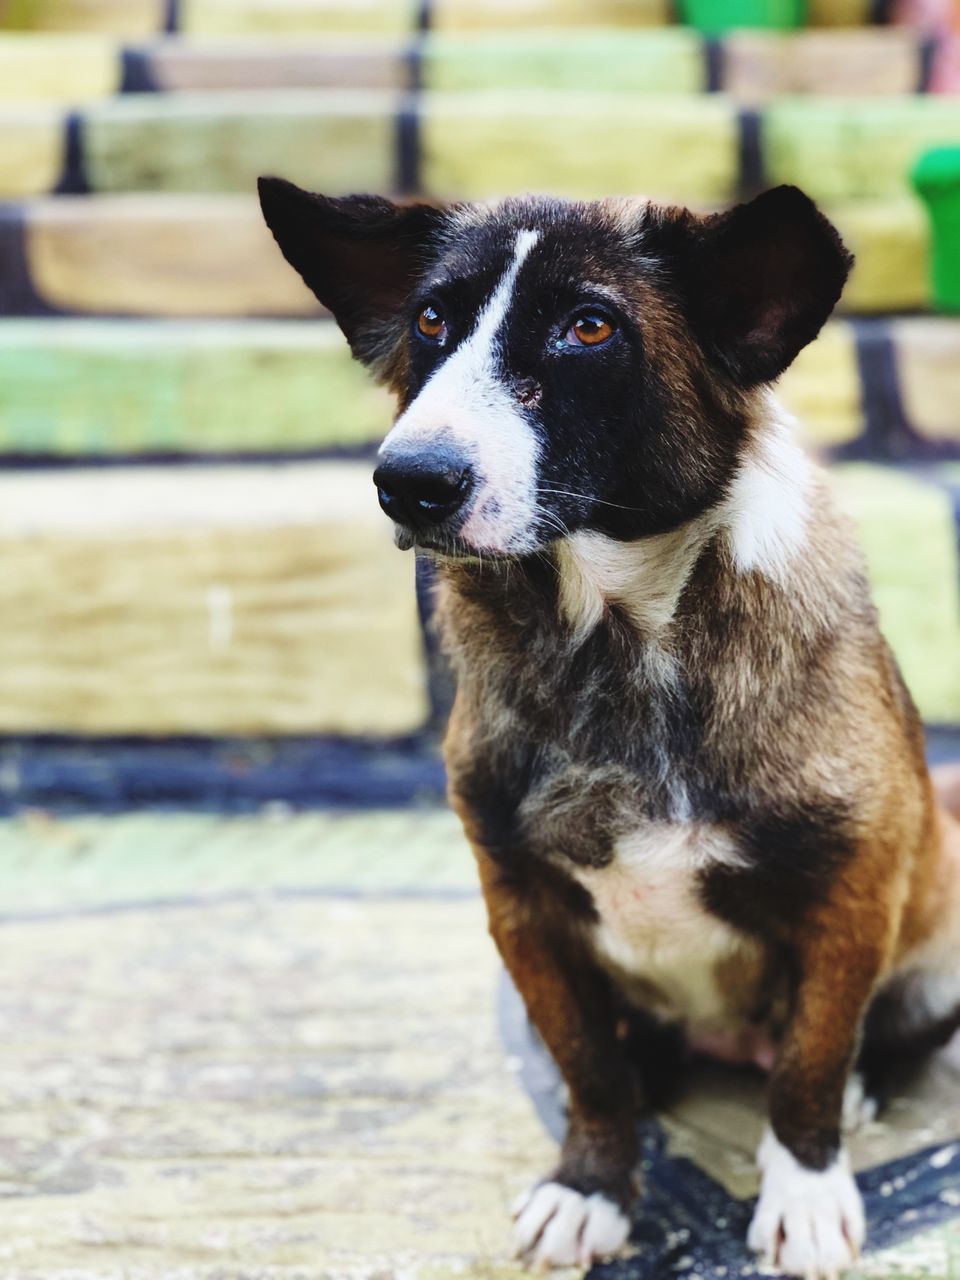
0, 194, 930, 318
0, 0, 874, 33
4, 91, 957, 205
0, 460, 427, 735
83, 89, 397, 196
0, 319, 391, 456
765, 97, 960, 204
3, 196, 320, 317
0, 0, 163, 35
833, 465, 960, 724
0, 30, 937, 102
3, 314, 960, 462
0, 33, 118, 100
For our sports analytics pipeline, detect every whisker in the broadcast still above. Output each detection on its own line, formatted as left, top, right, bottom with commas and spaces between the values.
535, 485, 645, 514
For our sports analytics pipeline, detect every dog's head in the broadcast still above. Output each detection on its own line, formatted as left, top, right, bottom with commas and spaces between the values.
259, 181, 850, 558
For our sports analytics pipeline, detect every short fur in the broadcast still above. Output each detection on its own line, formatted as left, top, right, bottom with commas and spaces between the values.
259, 177, 960, 1277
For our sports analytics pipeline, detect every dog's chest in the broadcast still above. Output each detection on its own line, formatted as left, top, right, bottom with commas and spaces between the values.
571, 823, 754, 1028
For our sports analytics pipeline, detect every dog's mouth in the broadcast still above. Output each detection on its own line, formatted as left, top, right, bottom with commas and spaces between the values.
393, 525, 509, 561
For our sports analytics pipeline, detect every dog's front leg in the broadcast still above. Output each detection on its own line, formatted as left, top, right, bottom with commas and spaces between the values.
749, 926, 885, 1279
474, 847, 636, 1269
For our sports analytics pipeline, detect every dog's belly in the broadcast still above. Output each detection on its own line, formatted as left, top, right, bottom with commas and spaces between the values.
571, 822, 771, 1059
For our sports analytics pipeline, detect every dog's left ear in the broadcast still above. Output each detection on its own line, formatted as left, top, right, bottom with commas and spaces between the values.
258, 176, 445, 377
676, 186, 852, 388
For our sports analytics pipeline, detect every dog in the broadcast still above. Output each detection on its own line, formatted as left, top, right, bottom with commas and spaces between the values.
259, 178, 960, 1277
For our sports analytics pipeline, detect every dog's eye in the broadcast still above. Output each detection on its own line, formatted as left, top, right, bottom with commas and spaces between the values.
416, 305, 447, 343
566, 313, 615, 347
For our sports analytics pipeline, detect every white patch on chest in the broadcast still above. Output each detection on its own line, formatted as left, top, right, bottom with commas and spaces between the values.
571, 822, 750, 1027
723, 404, 811, 583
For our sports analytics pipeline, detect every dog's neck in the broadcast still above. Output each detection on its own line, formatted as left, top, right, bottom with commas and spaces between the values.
435, 398, 813, 647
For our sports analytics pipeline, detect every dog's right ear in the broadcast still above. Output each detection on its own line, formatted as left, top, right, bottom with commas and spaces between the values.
258, 177, 445, 375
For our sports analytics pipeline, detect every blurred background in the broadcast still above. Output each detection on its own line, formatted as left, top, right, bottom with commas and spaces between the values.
0, 1, 959, 1275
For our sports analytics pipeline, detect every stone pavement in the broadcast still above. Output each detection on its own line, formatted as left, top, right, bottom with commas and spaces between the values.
0, 808, 957, 1280
0, 809, 554, 1279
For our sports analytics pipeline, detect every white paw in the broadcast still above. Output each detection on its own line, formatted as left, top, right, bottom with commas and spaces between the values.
748, 1130, 865, 1280
841, 1073, 878, 1133
512, 1180, 630, 1269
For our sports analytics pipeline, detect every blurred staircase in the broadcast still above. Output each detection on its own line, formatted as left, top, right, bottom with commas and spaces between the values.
0, 0, 958, 811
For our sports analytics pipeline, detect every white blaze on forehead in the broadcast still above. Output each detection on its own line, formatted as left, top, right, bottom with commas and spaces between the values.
381, 228, 542, 554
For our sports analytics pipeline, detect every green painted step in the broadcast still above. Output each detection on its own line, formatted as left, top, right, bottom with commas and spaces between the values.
766, 97, 960, 204
1, 194, 930, 318
0, 809, 470, 913
7, 315, 960, 459
0, 319, 392, 455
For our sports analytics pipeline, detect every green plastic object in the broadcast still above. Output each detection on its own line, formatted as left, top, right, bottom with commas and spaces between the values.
678, 0, 806, 32
913, 146, 960, 314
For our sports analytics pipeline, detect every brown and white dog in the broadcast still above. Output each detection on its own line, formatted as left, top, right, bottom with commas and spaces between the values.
259, 179, 960, 1278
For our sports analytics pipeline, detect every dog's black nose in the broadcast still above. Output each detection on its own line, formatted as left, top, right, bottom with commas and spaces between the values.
373, 445, 472, 530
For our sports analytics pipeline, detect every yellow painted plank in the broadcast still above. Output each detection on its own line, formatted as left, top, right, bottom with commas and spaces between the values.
0, 0, 162, 33
779, 321, 863, 449
145, 35, 408, 92
181, 0, 417, 35
833, 465, 960, 725
83, 89, 396, 194
724, 30, 922, 102
765, 97, 960, 204
0, 105, 62, 196
893, 317, 960, 445
26, 195, 319, 317
0, 462, 428, 735
829, 197, 930, 313
423, 92, 738, 203
807, 0, 872, 23
0, 33, 118, 101
433, 0, 672, 30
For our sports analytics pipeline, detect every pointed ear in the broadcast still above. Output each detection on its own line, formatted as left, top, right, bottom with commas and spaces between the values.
258, 176, 445, 375
678, 186, 852, 387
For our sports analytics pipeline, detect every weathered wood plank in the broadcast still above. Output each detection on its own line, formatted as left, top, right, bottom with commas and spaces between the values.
181, 0, 417, 35
833, 465, 960, 725
765, 98, 960, 204
0, 33, 118, 100
0, 0, 162, 33
83, 89, 396, 194
0, 318, 389, 454
0, 106, 63, 197
423, 29, 704, 93
7, 193, 931, 318
829, 196, 929, 313
893, 317, 960, 445
422, 92, 739, 203
24, 195, 319, 317
724, 30, 923, 101
145, 34, 409, 92
0, 461, 428, 735
778, 320, 863, 448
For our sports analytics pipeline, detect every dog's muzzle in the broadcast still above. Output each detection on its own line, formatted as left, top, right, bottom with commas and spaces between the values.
373, 443, 473, 533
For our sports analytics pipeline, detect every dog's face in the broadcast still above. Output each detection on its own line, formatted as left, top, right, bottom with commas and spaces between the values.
259, 182, 850, 558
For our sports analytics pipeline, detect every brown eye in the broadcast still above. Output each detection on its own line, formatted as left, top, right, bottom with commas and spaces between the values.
566, 313, 615, 347
417, 304, 447, 343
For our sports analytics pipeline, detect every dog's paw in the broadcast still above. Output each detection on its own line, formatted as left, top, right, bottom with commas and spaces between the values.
512, 1180, 630, 1269
748, 1129, 865, 1280
842, 1072, 879, 1133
